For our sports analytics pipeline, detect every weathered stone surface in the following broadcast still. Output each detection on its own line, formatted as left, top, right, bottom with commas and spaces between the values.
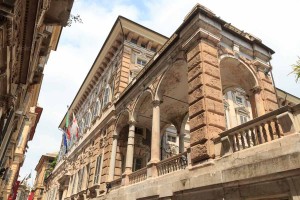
189, 112, 206, 131
190, 143, 210, 163
203, 62, 220, 78
262, 81, 275, 93
188, 64, 202, 82
190, 126, 208, 145
188, 86, 204, 104
205, 99, 224, 115
265, 101, 279, 112
187, 54, 201, 71
202, 52, 218, 66
207, 112, 225, 129
201, 42, 218, 57
203, 74, 221, 90
186, 45, 200, 62
205, 86, 223, 102
189, 98, 205, 118
188, 76, 203, 93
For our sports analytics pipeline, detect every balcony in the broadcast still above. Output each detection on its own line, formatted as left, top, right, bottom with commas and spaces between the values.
218, 105, 299, 156
105, 105, 300, 199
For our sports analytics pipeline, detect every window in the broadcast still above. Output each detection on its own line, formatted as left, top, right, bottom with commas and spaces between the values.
103, 86, 110, 106
167, 135, 176, 143
95, 101, 100, 117
239, 115, 248, 125
131, 38, 137, 44
77, 169, 84, 192
94, 156, 102, 185
71, 174, 77, 194
129, 70, 138, 82
137, 58, 147, 66
235, 96, 243, 104
133, 158, 143, 171
80, 120, 84, 134
85, 164, 90, 189
141, 43, 146, 48
135, 127, 143, 135
150, 47, 157, 52
84, 112, 92, 128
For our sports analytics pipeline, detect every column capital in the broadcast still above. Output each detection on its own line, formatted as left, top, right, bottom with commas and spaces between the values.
152, 100, 162, 107
128, 120, 137, 126
112, 134, 119, 140
251, 86, 262, 94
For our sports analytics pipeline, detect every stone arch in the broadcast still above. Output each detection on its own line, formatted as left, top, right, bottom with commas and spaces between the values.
132, 89, 154, 125
115, 109, 130, 134
154, 56, 187, 101
219, 55, 259, 95
154, 57, 189, 128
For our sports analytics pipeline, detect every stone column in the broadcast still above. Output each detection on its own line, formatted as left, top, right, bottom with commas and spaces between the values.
251, 86, 265, 117
108, 133, 118, 181
125, 121, 135, 173
0, 106, 3, 120
179, 133, 185, 153
150, 100, 161, 163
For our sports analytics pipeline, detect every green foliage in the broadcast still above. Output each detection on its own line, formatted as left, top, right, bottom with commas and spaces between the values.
291, 57, 300, 82
44, 156, 58, 182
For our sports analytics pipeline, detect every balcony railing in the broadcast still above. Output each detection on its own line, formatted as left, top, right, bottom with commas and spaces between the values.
220, 106, 298, 155
157, 152, 188, 176
128, 167, 147, 185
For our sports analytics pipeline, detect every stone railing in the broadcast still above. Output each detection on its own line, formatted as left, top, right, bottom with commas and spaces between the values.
128, 167, 147, 185
220, 106, 299, 155
157, 152, 188, 176
109, 177, 122, 190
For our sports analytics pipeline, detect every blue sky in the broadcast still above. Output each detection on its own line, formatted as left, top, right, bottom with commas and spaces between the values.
20, 0, 300, 185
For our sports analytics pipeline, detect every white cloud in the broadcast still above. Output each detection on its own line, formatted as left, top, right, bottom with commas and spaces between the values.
20, 0, 300, 184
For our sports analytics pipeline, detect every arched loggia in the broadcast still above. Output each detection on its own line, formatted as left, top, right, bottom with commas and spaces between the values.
220, 56, 262, 129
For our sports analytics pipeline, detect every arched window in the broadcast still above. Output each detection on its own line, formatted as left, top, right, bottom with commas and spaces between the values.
103, 86, 111, 106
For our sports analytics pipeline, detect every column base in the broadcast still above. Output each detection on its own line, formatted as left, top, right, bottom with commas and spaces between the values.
147, 162, 159, 178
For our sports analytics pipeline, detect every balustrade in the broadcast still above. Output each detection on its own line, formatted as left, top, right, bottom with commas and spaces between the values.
128, 167, 147, 184
157, 152, 188, 176
220, 106, 296, 154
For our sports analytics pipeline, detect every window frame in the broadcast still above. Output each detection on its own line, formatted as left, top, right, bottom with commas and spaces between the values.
136, 58, 147, 66
103, 85, 111, 106
93, 155, 102, 185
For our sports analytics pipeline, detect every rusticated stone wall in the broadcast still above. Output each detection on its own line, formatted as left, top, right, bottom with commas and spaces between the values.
186, 40, 226, 164
257, 70, 279, 112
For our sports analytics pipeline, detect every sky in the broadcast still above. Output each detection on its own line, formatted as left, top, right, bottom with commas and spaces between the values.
20, 0, 300, 185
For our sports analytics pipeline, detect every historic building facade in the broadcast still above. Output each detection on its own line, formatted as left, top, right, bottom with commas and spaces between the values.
46, 4, 300, 200
34, 153, 57, 200
0, 0, 74, 199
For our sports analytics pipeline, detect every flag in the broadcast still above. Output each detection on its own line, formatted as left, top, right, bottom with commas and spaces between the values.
63, 132, 68, 153
26, 173, 31, 180
20, 173, 31, 184
71, 113, 79, 139
66, 106, 71, 140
